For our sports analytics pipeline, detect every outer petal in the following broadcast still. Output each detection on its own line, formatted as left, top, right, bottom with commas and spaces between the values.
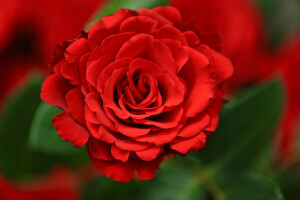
52, 112, 89, 147
41, 74, 73, 110
66, 87, 86, 125
170, 132, 207, 154
136, 145, 161, 161
88, 138, 113, 160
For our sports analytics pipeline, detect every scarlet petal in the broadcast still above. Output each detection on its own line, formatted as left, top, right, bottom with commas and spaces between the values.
88, 138, 113, 160
179, 47, 215, 119
155, 24, 188, 45
120, 16, 157, 34
178, 112, 210, 138
114, 137, 151, 152
86, 53, 115, 87
205, 109, 219, 132
88, 156, 135, 182
136, 145, 161, 161
88, 8, 133, 49
134, 127, 180, 145
52, 112, 89, 147
161, 39, 189, 72
146, 41, 177, 73
198, 45, 233, 84
65, 38, 89, 63
60, 62, 80, 85
41, 74, 73, 110
152, 6, 182, 25
85, 92, 117, 132
111, 144, 129, 162
139, 8, 172, 27
170, 132, 207, 154
116, 33, 153, 59
136, 161, 157, 180
66, 87, 85, 125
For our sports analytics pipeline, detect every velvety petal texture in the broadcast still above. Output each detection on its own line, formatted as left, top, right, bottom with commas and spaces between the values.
41, 6, 233, 182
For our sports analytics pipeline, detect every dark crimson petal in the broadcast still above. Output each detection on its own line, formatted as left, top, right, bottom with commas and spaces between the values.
66, 87, 86, 125
41, 74, 73, 110
152, 6, 182, 25
136, 145, 161, 161
111, 144, 129, 162
88, 138, 113, 160
170, 131, 207, 154
52, 112, 89, 147
120, 16, 158, 34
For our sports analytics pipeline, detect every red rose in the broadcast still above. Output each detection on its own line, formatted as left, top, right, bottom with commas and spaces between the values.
41, 6, 233, 182
0, 0, 106, 107
171, 0, 275, 91
276, 35, 300, 163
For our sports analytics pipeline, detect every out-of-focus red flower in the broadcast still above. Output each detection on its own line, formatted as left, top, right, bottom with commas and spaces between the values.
171, 0, 276, 91
276, 35, 300, 163
0, 0, 106, 107
0, 167, 81, 200
41, 6, 233, 182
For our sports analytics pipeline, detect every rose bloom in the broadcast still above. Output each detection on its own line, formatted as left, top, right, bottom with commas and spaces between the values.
0, 0, 106, 107
171, 0, 275, 91
276, 35, 300, 163
41, 6, 233, 182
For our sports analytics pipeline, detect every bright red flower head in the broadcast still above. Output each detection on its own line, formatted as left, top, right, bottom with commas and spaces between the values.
171, 0, 274, 91
41, 6, 233, 182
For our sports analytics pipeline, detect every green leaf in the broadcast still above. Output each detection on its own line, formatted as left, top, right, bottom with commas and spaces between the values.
227, 173, 284, 200
29, 102, 80, 155
86, 0, 168, 30
0, 77, 42, 179
194, 79, 284, 186
0, 76, 89, 181
276, 170, 300, 200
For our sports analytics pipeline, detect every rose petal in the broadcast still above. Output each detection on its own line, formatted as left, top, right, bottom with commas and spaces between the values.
88, 138, 113, 160
178, 112, 210, 138
120, 16, 157, 34
41, 74, 73, 110
52, 112, 89, 147
66, 87, 85, 125
152, 6, 182, 25
111, 144, 129, 162
136, 145, 161, 161
170, 132, 207, 154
